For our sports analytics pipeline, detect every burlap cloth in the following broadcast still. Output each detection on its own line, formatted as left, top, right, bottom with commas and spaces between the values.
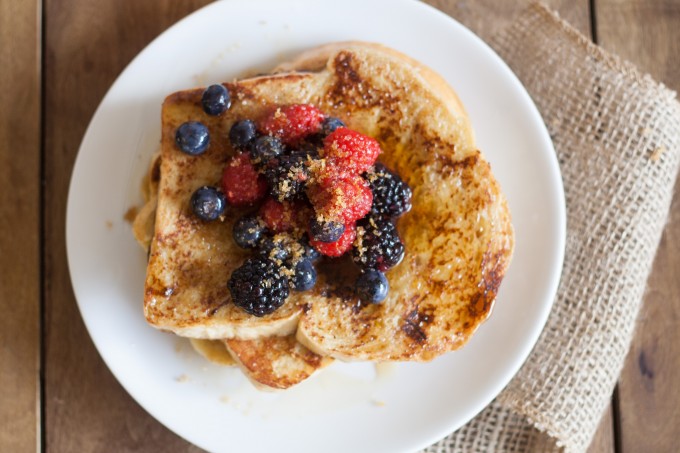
425, 3, 680, 452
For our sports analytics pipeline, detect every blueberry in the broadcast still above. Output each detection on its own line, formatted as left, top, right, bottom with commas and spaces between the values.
309, 218, 345, 243
291, 259, 317, 291
321, 117, 346, 135
201, 84, 231, 116
176, 121, 210, 155
229, 119, 257, 150
356, 269, 389, 303
191, 186, 226, 221
250, 135, 284, 163
233, 215, 266, 249
258, 236, 291, 262
299, 235, 321, 262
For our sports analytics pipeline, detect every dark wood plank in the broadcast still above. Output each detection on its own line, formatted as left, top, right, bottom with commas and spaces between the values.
43, 1, 210, 451
0, 0, 41, 451
595, 1, 680, 451
587, 405, 616, 453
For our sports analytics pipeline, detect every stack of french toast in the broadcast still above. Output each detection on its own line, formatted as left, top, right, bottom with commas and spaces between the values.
133, 42, 514, 390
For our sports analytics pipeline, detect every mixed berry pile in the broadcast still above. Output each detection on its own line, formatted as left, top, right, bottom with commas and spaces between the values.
176, 84, 412, 317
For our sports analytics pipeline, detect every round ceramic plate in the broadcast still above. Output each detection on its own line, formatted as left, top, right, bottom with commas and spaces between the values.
66, 1, 565, 452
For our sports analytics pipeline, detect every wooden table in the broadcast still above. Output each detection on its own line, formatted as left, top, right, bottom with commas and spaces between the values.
1, 0, 678, 451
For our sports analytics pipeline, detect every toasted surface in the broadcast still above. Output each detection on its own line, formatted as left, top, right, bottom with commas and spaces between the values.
144, 42, 514, 361
135, 171, 331, 388
224, 336, 333, 391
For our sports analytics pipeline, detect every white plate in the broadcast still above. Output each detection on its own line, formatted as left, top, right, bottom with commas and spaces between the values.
66, 1, 565, 452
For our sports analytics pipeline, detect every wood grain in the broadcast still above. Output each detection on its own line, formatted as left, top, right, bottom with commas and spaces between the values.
0, 0, 41, 451
42, 1, 210, 451
39, 0, 648, 452
595, 1, 680, 451
428, 0, 591, 38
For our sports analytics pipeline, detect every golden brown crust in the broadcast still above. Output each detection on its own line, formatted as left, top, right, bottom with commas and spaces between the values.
142, 42, 514, 363
224, 336, 333, 391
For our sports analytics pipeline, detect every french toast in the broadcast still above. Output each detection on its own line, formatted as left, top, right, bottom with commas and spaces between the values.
135, 159, 331, 390
224, 336, 334, 391
142, 42, 513, 369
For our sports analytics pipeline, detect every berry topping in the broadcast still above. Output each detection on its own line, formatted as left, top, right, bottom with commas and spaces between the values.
229, 119, 257, 150
221, 153, 267, 206
250, 135, 284, 164
356, 269, 389, 304
309, 218, 345, 243
257, 235, 292, 262
265, 155, 309, 202
309, 175, 373, 224
310, 222, 356, 257
323, 128, 380, 174
175, 121, 210, 155
259, 104, 324, 145
367, 163, 412, 218
259, 198, 296, 233
201, 84, 231, 116
190, 186, 226, 221
233, 215, 266, 249
352, 216, 405, 271
228, 258, 289, 317
321, 117, 345, 135
291, 259, 317, 291
299, 235, 321, 262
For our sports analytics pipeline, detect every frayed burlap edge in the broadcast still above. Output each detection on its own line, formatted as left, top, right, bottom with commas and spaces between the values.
425, 3, 680, 452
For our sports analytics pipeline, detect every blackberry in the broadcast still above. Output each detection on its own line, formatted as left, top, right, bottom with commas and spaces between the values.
356, 269, 389, 303
232, 215, 266, 249
264, 155, 309, 202
293, 140, 320, 159
367, 163, 412, 218
190, 186, 226, 221
352, 216, 404, 271
201, 84, 231, 116
175, 121, 210, 155
290, 258, 317, 291
228, 257, 289, 317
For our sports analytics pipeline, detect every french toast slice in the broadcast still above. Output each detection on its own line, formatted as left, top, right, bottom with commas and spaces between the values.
135, 180, 332, 389
224, 336, 333, 391
144, 42, 513, 362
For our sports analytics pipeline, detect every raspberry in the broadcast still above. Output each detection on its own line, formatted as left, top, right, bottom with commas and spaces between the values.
259, 104, 324, 146
221, 153, 267, 206
323, 128, 381, 174
259, 198, 296, 233
308, 175, 373, 224
310, 222, 356, 257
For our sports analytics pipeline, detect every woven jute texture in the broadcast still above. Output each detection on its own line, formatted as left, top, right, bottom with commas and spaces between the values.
426, 3, 680, 452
